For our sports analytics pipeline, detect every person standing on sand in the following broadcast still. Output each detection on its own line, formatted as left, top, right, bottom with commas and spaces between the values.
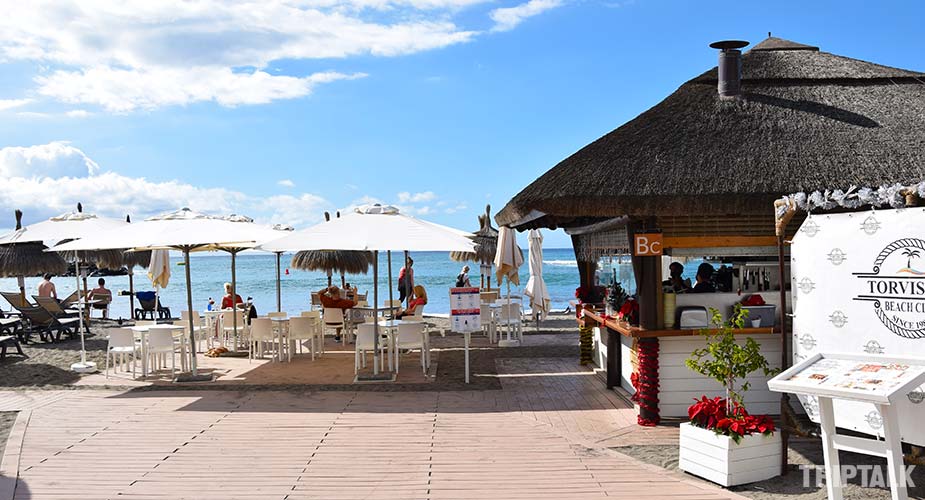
456, 265, 471, 287
398, 257, 414, 303
37, 273, 57, 299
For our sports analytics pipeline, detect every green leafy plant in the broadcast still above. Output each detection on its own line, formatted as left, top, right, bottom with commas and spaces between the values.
685, 305, 779, 414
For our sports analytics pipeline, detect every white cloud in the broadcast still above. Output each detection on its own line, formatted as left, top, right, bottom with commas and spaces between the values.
0, 98, 32, 111
490, 0, 562, 32
0, 141, 99, 177
64, 109, 91, 118
444, 202, 468, 214
0, 142, 326, 228
397, 191, 436, 203
0, 1, 488, 111
277, 179, 295, 188
37, 67, 366, 112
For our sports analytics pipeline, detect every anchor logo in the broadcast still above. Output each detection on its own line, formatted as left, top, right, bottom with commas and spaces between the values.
828, 311, 848, 328
827, 248, 847, 266
798, 277, 816, 294
863, 340, 884, 354
861, 215, 881, 235
801, 220, 821, 237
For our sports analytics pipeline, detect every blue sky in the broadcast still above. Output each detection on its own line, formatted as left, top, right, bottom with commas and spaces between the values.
0, 0, 922, 248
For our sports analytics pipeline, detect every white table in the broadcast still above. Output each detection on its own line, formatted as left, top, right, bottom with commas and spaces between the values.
269, 316, 290, 362
129, 324, 186, 377
377, 319, 429, 372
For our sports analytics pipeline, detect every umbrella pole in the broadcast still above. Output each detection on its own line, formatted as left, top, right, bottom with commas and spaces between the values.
184, 248, 199, 376
275, 252, 282, 313
17, 276, 25, 307
77, 262, 86, 363
231, 250, 238, 349
373, 250, 380, 375
341, 273, 346, 289
129, 269, 135, 320
387, 251, 393, 315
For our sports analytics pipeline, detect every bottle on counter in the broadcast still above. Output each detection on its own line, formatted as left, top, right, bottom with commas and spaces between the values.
207, 297, 214, 311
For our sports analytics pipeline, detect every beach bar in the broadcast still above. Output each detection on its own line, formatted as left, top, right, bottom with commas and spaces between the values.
496, 36, 925, 428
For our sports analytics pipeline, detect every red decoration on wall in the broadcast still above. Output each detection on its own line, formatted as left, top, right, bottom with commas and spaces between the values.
631, 339, 660, 426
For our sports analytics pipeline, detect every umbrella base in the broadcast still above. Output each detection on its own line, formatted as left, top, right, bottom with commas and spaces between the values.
174, 373, 214, 383
498, 339, 521, 347
71, 361, 98, 374
354, 373, 397, 383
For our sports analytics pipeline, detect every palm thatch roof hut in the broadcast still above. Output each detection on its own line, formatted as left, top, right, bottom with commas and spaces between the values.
495, 36, 925, 431
496, 36, 925, 230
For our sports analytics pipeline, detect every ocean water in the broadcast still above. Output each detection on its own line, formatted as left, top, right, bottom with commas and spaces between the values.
1, 249, 597, 318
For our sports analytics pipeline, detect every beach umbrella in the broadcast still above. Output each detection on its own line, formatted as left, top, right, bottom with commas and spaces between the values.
450, 204, 501, 289
123, 215, 152, 319
259, 204, 475, 376
494, 225, 523, 346
290, 212, 373, 291
0, 211, 68, 304
147, 249, 171, 323
524, 229, 551, 327
50, 208, 281, 379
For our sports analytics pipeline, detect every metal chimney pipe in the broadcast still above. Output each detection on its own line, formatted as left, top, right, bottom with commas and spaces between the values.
709, 40, 749, 98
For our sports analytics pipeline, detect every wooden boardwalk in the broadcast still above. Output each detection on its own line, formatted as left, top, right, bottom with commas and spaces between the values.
0, 358, 744, 500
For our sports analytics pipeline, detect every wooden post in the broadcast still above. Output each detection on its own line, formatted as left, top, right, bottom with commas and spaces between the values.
606, 325, 621, 389
777, 234, 791, 475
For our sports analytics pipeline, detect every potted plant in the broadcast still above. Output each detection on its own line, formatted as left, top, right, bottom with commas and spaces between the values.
679, 306, 781, 486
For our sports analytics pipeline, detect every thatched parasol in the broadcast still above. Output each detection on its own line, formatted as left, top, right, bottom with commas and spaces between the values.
450, 204, 499, 265
0, 210, 68, 303
290, 212, 373, 287
496, 36, 925, 229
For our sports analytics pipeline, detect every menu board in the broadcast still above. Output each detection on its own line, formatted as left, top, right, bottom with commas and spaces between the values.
450, 287, 481, 333
769, 353, 925, 404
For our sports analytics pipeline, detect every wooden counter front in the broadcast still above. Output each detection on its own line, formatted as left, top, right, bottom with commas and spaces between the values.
580, 310, 779, 338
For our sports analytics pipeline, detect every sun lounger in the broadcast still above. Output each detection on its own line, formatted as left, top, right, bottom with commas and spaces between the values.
26, 303, 80, 342
0, 311, 24, 344
1, 291, 31, 311
135, 292, 170, 320
33, 296, 80, 317
60, 290, 79, 307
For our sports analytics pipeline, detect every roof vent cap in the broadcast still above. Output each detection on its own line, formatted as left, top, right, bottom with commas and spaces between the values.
710, 40, 749, 98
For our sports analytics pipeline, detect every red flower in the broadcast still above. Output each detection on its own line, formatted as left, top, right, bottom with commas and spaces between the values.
687, 396, 775, 441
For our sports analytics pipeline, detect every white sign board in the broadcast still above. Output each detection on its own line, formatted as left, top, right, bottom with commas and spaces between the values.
792, 209, 925, 445
449, 287, 481, 333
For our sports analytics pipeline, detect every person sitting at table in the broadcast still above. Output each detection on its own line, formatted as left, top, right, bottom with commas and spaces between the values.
396, 285, 427, 319
691, 263, 716, 293
86, 278, 113, 318
221, 282, 244, 309
318, 286, 356, 341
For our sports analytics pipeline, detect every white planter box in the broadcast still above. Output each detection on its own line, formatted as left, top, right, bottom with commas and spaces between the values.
678, 422, 781, 486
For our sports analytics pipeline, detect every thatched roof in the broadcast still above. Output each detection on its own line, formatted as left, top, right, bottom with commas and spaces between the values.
451, 205, 500, 264
291, 250, 373, 275
496, 36, 925, 229
0, 242, 67, 277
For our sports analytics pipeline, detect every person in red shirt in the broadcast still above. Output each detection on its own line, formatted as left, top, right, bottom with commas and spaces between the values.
221, 282, 243, 309
396, 285, 427, 319
398, 257, 414, 303
317, 286, 356, 341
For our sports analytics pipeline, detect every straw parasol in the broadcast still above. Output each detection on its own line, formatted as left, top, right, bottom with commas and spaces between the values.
0, 210, 69, 277
450, 205, 499, 265
290, 212, 373, 287
496, 36, 925, 229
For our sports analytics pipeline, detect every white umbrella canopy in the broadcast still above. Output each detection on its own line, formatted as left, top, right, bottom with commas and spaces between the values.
0, 205, 127, 246
50, 208, 283, 379
258, 205, 475, 253
524, 229, 551, 322
494, 225, 523, 286
258, 204, 475, 377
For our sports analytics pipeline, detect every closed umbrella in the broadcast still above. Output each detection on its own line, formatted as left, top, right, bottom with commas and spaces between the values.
494, 225, 523, 346
259, 204, 475, 376
147, 249, 171, 322
524, 229, 551, 329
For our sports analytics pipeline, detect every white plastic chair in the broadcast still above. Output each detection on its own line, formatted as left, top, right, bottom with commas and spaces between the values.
395, 322, 427, 375
496, 302, 523, 342
384, 300, 402, 316
147, 330, 177, 376
354, 323, 387, 374
181, 310, 207, 353
480, 305, 496, 343
301, 311, 324, 354
249, 318, 276, 360
323, 307, 349, 344
289, 316, 319, 361
221, 309, 247, 349
105, 328, 139, 378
